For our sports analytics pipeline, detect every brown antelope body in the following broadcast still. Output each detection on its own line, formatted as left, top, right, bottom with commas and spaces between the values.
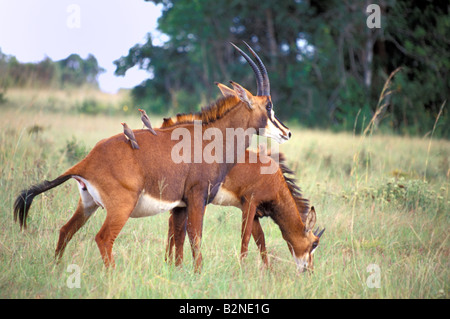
166, 151, 325, 272
13, 43, 291, 270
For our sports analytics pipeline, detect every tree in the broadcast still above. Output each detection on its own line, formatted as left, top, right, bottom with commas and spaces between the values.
58, 53, 105, 88
115, 0, 449, 137
0, 50, 105, 89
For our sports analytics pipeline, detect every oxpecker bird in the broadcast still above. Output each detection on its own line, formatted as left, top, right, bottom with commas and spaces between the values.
138, 109, 157, 135
121, 122, 140, 150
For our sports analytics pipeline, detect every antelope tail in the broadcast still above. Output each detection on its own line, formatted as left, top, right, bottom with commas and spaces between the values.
13, 174, 73, 230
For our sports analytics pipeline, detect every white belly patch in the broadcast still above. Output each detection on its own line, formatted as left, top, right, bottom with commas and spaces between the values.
211, 185, 241, 207
130, 193, 186, 218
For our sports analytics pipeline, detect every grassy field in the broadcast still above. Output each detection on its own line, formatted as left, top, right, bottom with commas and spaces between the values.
0, 89, 448, 299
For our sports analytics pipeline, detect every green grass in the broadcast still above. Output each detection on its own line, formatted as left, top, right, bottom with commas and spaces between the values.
0, 90, 448, 298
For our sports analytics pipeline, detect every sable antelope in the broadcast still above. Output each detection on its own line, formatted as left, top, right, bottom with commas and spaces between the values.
166, 150, 325, 272
121, 122, 140, 149
167, 82, 323, 271
13, 42, 291, 270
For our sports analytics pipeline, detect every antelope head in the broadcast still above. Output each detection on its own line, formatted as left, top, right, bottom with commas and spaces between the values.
230, 42, 291, 144
289, 206, 325, 273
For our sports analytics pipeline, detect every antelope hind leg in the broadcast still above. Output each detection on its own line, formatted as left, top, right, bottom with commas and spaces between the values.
166, 208, 188, 266
185, 194, 206, 273
251, 216, 269, 267
55, 198, 97, 261
94, 192, 138, 268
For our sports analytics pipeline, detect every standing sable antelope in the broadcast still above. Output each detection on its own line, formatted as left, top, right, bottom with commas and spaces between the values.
13, 42, 291, 270
166, 150, 325, 272
166, 82, 324, 271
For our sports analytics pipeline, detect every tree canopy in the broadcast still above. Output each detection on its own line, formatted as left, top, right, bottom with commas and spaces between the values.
0, 50, 105, 90
114, 0, 449, 137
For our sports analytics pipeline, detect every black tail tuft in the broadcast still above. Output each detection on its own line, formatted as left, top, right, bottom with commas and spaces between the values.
14, 189, 35, 230
13, 175, 73, 230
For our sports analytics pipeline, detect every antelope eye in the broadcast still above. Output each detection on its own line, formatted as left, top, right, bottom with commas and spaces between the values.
312, 242, 318, 250
266, 103, 272, 110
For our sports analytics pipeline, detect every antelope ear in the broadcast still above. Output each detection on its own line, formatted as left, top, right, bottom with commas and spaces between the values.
230, 81, 254, 110
215, 82, 237, 98
305, 206, 317, 233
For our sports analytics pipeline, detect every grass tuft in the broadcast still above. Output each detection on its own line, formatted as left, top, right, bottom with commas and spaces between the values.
0, 88, 448, 298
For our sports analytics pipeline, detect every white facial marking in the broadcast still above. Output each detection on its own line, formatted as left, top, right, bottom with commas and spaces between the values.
262, 109, 290, 144
293, 252, 309, 273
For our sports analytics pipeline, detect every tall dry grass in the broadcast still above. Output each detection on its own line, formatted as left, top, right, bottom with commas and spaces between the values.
0, 88, 448, 298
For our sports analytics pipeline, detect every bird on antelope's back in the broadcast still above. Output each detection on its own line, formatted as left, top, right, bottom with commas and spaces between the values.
121, 122, 140, 150
138, 109, 157, 135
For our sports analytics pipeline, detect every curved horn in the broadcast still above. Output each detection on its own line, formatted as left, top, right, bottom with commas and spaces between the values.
316, 228, 325, 238
243, 41, 270, 96
230, 42, 263, 96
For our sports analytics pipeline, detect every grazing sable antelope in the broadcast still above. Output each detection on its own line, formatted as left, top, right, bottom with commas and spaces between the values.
166, 82, 324, 271
166, 150, 325, 272
13, 43, 291, 270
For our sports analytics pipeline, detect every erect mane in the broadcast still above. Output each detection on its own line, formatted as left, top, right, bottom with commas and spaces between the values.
257, 152, 310, 222
160, 95, 240, 128
277, 152, 310, 223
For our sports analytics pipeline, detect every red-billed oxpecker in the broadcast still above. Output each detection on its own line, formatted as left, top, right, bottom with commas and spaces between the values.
138, 109, 157, 135
121, 122, 140, 150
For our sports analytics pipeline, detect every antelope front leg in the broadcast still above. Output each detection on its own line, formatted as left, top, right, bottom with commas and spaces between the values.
171, 207, 188, 266
240, 200, 257, 261
186, 196, 206, 273
165, 212, 175, 264
252, 217, 268, 267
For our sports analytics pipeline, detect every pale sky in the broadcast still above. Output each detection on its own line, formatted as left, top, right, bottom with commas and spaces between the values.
0, 0, 163, 93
